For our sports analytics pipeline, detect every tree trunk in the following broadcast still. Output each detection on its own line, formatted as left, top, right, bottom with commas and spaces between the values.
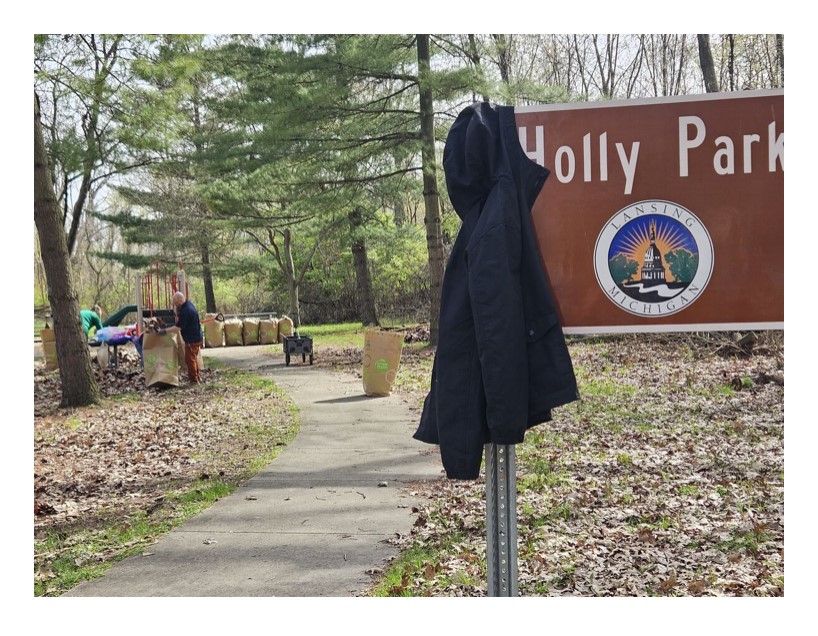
34, 92, 100, 407
417, 34, 444, 346
492, 34, 512, 86
193, 89, 218, 316
394, 200, 405, 228
775, 34, 784, 87
264, 224, 327, 329
66, 166, 94, 256
467, 34, 491, 102
349, 208, 379, 327
697, 34, 720, 93
282, 229, 301, 328
201, 242, 217, 313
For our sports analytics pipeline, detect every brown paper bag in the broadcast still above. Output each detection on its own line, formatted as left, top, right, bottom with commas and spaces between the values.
259, 319, 279, 344
362, 328, 404, 397
277, 316, 294, 341
224, 321, 244, 346
142, 332, 181, 387
40, 328, 58, 371
203, 317, 224, 348
174, 333, 186, 368
242, 319, 260, 346
96, 345, 110, 368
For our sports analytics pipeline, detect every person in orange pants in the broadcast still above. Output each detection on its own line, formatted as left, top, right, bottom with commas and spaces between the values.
165, 291, 203, 383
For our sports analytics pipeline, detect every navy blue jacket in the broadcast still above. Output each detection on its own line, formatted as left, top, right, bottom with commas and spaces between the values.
175, 300, 203, 345
413, 102, 580, 480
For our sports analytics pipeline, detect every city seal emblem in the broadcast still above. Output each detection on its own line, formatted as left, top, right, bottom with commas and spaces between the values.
593, 200, 714, 318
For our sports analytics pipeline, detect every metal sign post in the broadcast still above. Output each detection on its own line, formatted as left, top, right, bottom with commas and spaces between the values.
485, 443, 518, 596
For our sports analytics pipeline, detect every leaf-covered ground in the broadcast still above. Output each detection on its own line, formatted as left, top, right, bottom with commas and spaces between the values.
33, 349, 299, 595
341, 332, 785, 597
33, 331, 784, 597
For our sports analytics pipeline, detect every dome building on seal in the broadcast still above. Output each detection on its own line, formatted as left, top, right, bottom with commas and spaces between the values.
640, 221, 667, 284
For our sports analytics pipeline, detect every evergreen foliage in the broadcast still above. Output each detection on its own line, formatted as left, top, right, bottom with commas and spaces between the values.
34, 34, 784, 324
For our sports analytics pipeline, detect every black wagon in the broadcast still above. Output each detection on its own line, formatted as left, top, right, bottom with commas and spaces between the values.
282, 333, 313, 366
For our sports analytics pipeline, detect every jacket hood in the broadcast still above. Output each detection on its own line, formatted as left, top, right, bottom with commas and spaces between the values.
442, 102, 549, 219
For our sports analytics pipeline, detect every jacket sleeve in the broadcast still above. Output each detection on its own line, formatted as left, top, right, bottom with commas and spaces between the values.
466, 181, 530, 445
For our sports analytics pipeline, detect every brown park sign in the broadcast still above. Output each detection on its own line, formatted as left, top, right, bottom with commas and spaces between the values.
515, 89, 784, 334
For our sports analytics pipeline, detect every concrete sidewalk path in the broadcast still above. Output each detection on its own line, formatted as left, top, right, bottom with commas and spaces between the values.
64, 345, 443, 597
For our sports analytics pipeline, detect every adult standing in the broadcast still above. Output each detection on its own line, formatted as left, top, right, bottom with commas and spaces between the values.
166, 291, 203, 383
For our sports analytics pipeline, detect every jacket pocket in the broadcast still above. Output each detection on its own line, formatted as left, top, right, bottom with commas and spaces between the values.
526, 311, 578, 413
526, 310, 558, 343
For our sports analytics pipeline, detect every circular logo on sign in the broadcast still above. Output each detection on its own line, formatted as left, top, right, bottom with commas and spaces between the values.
375, 358, 389, 372
593, 200, 714, 318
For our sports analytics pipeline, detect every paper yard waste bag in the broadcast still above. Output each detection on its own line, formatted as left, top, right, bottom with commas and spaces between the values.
259, 318, 279, 344
277, 316, 294, 341
174, 333, 186, 369
40, 328, 58, 371
242, 319, 260, 346
362, 328, 404, 397
224, 320, 244, 346
96, 344, 110, 368
203, 314, 224, 348
142, 332, 181, 387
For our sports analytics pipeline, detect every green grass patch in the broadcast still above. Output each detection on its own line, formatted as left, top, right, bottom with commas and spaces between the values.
35, 478, 231, 597
172, 479, 234, 508
35, 364, 300, 597
581, 377, 637, 399
518, 470, 568, 492
521, 428, 565, 450
298, 320, 423, 353
201, 355, 228, 369
616, 453, 634, 467
716, 529, 771, 555
370, 532, 471, 597
695, 384, 737, 399
299, 322, 366, 349
548, 501, 575, 521
535, 563, 576, 593
520, 498, 576, 524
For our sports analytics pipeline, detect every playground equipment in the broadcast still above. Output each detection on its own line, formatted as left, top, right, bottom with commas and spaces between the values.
88, 262, 188, 369
101, 305, 137, 328
135, 260, 189, 336
97, 261, 188, 333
